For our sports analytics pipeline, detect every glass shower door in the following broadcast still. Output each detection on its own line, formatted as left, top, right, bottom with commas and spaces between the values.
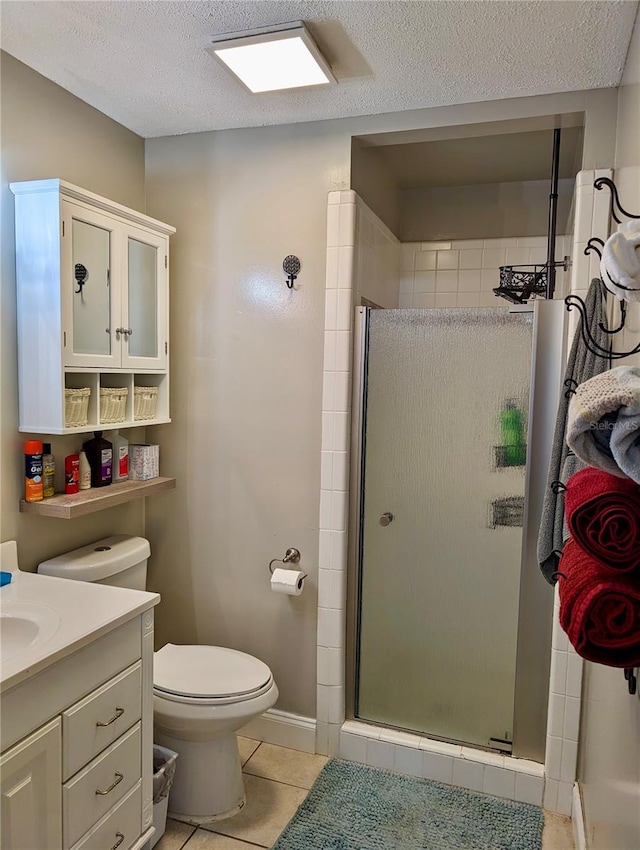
356, 308, 533, 749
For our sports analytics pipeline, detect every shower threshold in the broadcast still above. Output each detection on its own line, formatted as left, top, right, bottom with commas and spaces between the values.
338, 719, 543, 806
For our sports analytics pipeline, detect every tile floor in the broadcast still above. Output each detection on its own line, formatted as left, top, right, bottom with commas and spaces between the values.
155, 738, 575, 850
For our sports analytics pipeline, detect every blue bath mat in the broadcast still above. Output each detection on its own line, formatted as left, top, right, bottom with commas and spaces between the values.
271, 759, 543, 850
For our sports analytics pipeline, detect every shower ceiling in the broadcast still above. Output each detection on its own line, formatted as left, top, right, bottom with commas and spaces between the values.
374, 128, 584, 190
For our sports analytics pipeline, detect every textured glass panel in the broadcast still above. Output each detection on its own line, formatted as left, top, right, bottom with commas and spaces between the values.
128, 238, 157, 357
72, 220, 111, 355
357, 308, 533, 748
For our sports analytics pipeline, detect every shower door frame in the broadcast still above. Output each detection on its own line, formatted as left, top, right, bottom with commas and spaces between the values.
346, 302, 565, 761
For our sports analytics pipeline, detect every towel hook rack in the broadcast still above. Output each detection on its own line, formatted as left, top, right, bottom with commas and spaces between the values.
594, 177, 640, 224
564, 178, 640, 362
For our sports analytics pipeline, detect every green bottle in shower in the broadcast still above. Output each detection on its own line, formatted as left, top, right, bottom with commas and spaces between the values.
501, 399, 526, 466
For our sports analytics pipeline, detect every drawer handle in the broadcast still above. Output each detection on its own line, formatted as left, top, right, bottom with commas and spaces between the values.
111, 833, 125, 850
95, 772, 124, 796
96, 707, 125, 727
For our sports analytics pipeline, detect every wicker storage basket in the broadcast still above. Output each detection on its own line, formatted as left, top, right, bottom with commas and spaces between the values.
134, 386, 158, 421
99, 387, 128, 424
64, 387, 91, 428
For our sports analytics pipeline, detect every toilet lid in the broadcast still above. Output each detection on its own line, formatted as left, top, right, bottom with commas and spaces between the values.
153, 644, 272, 700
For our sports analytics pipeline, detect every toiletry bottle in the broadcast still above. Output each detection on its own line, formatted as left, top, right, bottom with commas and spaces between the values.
24, 440, 44, 502
111, 430, 129, 482
501, 399, 526, 466
64, 454, 80, 494
42, 442, 56, 498
79, 451, 92, 490
82, 431, 113, 487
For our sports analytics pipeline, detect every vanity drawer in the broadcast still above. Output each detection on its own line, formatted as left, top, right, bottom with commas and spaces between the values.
63, 662, 142, 780
63, 723, 141, 849
70, 781, 141, 850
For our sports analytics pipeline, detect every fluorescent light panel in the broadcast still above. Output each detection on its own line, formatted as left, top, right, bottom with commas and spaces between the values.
209, 23, 335, 94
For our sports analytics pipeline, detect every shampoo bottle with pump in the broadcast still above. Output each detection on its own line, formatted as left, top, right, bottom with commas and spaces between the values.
82, 431, 113, 487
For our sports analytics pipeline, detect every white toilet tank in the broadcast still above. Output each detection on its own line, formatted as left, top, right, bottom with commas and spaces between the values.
38, 534, 150, 590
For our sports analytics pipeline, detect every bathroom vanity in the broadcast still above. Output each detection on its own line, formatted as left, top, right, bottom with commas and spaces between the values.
0, 543, 159, 850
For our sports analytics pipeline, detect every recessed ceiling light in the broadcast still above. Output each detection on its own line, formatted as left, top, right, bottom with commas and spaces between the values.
207, 22, 336, 94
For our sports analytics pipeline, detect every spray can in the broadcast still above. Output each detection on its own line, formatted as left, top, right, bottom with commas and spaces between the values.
64, 455, 80, 494
24, 440, 44, 502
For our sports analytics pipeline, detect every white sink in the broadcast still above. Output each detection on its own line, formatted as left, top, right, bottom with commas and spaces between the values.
0, 599, 61, 663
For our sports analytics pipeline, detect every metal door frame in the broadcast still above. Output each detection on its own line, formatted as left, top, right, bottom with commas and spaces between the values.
346, 303, 565, 759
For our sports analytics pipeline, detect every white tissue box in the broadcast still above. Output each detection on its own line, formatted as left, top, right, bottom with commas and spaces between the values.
129, 444, 160, 481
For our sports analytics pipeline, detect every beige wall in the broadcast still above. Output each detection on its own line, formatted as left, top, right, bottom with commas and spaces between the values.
145, 88, 617, 719
144, 123, 349, 716
578, 11, 640, 850
0, 52, 146, 571
399, 178, 575, 242
351, 139, 400, 236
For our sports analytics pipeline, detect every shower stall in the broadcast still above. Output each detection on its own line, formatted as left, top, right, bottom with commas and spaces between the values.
347, 303, 566, 762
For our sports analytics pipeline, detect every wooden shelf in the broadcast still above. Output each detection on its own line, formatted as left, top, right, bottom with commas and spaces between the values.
20, 477, 176, 519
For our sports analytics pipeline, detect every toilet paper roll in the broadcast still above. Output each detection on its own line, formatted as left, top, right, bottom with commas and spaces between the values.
270, 567, 305, 596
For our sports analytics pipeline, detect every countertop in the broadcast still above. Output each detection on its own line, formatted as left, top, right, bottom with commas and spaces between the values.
0, 558, 159, 693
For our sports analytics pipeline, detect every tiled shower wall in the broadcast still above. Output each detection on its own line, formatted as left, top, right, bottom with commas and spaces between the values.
543, 168, 613, 816
400, 236, 573, 310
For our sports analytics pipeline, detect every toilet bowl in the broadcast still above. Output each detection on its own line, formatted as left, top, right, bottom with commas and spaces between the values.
153, 643, 278, 820
37, 535, 278, 822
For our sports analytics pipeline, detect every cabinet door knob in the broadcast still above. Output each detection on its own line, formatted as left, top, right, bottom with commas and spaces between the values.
95, 772, 124, 795
96, 706, 124, 727
379, 512, 394, 527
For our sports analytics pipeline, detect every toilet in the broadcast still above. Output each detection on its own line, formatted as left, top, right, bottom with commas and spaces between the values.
38, 534, 279, 822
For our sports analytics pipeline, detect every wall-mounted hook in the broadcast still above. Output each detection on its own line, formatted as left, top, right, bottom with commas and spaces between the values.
584, 238, 604, 260
75, 263, 88, 294
283, 255, 301, 289
594, 177, 640, 224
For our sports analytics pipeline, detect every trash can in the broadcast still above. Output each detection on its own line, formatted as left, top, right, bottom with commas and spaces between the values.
150, 745, 178, 849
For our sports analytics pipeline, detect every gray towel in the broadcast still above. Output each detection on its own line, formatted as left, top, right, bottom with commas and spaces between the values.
567, 365, 640, 482
537, 279, 609, 584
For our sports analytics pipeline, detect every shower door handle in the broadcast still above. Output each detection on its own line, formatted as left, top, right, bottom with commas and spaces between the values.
379, 512, 394, 527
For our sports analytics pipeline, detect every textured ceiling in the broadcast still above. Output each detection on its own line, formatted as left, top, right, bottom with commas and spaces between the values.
1, 1, 638, 138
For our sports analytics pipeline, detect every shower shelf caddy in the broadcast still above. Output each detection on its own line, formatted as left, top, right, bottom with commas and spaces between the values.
493, 128, 569, 305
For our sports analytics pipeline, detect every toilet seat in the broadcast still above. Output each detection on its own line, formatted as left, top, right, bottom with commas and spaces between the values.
153, 643, 274, 705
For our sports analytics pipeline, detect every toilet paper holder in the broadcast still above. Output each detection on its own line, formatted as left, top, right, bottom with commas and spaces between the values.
269, 547, 306, 579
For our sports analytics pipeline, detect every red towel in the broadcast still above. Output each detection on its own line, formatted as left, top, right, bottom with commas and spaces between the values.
559, 539, 640, 667
565, 467, 640, 573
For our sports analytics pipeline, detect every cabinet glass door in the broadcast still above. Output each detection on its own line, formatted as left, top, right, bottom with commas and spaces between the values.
72, 220, 111, 356
122, 227, 167, 370
63, 203, 120, 369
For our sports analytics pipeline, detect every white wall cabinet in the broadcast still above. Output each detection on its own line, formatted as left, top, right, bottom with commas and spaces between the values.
10, 179, 175, 434
1, 614, 156, 850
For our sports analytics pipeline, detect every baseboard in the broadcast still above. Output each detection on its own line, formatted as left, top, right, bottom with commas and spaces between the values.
572, 782, 587, 850
239, 709, 317, 754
